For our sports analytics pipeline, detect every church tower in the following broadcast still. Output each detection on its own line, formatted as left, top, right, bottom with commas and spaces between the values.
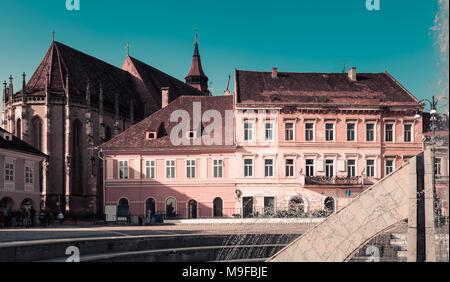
185, 33, 210, 95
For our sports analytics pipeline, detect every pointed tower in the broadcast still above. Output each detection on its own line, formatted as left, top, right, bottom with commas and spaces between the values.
185, 33, 210, 94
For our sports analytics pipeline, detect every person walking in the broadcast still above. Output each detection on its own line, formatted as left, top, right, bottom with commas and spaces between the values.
39, 210, 46, 226
29, 206, 36, 227
57, 211, 64, 225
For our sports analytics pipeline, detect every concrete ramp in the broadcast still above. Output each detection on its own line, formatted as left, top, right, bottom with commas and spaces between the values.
268, 156, 416, 262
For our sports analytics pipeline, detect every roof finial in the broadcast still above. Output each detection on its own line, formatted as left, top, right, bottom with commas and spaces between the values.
195, 29, 198, 45
125, 42, 131, 57
52, 30, 55, 42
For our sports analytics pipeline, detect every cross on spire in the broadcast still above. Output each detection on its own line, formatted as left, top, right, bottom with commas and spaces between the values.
125, 42, 131, 57
52, 30, 55, 42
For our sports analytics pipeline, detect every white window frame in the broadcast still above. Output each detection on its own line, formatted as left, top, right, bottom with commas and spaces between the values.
165, 159, 176, 179
284, 122, 295, 142
243, 121, 254, 142
434, 157, 442, 176
385, 159, 394, 176
384, 123, 395, 143
346, 122, 357, 142
365, 123, 376, 142
185, 159, 196, 179
4, 159, 15, 183
244, 158, 254, 177
145, 160, 156, 179
325, 159, 334, 178
403, 123, 413, 143
305, 159, 315, 177
366, 159, 376, 178
285, 158, 295, 178
213, 159, 224, 178
264, 158, 275, 177
264, 121, 275, 142
25, 164, 34, 185
118, 160, 129, 179
304, 121, 315, 142
325, 122, 336, 142
346, 159, 357, 177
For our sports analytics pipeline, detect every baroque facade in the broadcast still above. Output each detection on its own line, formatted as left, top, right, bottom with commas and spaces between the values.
1, 36, 208, 216
100, 67, 425, 220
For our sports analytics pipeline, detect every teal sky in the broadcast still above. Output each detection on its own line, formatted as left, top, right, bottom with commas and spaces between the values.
0, 0, 446, 114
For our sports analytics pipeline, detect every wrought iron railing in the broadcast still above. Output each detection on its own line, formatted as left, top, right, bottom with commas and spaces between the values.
305, 176, 361, 185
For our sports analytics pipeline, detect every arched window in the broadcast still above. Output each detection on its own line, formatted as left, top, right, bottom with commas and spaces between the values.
289, 196, 305, 214
21, 198, 34, 210
188, 199, 197, 219
31, 116, 43, 150
324, 197, 335, 213
16, 118, 22, 139
166, 197, 176, 218
213, 197, 223, 217
72, 119, 83, 195
0, 197, 15, 209
145, 198, 156, 217
117, 198, 129, 219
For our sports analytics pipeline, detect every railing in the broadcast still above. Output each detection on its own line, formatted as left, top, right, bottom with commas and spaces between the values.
305, 176, 361, 185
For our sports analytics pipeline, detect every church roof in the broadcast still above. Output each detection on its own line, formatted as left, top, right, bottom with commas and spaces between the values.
100, 95, 234, 150
186, 34, 208, 79
0, 128, 47, 158
23, 41, 141, 110
122, 56, 207, 113
235, 69, 419, 107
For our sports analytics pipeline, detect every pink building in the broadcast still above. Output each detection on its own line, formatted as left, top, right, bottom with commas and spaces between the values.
100, 67, 424, 219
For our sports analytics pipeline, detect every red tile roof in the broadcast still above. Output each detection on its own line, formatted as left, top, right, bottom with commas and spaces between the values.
100, 95, 234, 150
0, 128, 47, 158
235, 69, 419, 106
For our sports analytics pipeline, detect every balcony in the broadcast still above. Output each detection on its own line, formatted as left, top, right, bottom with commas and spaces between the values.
305, 176, 362, 186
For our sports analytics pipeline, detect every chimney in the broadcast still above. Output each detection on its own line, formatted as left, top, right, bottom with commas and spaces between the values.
161, 87, 169, 108
348, 67, 357, 82
271, 67, 278, 79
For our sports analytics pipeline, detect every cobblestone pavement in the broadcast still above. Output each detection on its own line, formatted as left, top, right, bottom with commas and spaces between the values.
0, 222, 315, 244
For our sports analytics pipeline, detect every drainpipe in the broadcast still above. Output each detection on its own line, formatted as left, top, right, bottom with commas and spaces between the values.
97, 148, 106, 218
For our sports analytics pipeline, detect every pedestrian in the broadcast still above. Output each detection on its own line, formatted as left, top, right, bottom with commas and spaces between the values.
57, 211, 64, 225
29, 206, 36, 227
39, 210, 46, 226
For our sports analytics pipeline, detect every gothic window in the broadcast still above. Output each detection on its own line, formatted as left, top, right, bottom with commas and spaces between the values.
72, 119, 83, 195
31, 116, 43, 150
16, 118, 22, 140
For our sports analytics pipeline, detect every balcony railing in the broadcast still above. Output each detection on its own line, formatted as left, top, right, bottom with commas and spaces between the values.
305, 176, 362, 186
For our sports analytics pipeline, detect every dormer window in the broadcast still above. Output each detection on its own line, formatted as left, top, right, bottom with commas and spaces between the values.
146, 132, 157, 140
188, 131, 196, 139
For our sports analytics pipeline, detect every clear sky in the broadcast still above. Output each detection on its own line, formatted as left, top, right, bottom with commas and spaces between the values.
0, 0, 448, 114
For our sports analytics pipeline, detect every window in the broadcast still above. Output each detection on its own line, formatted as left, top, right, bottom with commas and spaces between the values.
435, 158, 442, 175
404, 124, 412, 142
366, 124, 375, 141
166, 160, 176, 179
285, 159, 295, 177
325, 123, 334, 141
145, 160, 156, 179
213, 159, 223, 178
119, 161, 129, 179
305, 159, 314, 176
244, 159, 253, 177
347, 160, 356, 177
5, 161, 14, 182
265, 159, 274, 177
265, 122, 274, 141
305, 123, 314, 141
25, 166, 33, 184
166, 197, 176, 217
366, 160, 375, 178
385, 124, 393, 142
147, 132, 156, 140
188, 131, 196, 139
285, 122, 294, 141
385, 160, 394, 175
244, 122, 254, 141
264, 197, 275, 215
186, 159, 196, 178
325, 160, 334, 177
347, 123, 356, 141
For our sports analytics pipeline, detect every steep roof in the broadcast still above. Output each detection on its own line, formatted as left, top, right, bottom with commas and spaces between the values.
235, 70, 419, 106
122, 56, 206, 113
100, 95, 234, 150
0, 128, 47, 158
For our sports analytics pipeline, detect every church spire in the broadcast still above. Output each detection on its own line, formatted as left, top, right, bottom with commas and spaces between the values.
185, 32, 209, 94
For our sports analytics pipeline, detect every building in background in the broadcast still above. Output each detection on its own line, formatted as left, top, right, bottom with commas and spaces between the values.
1, 35, 208, 217
0, 128, 47, 217
100, 66, 424, 219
